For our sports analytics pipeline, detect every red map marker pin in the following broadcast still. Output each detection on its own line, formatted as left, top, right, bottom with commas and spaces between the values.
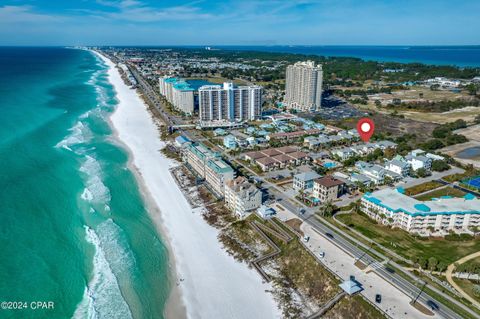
357, 118, 375, 142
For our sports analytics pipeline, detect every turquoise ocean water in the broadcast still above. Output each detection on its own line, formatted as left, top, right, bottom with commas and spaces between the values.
0, 47, 170, 318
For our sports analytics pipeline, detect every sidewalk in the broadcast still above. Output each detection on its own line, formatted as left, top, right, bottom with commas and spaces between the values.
445, 251, 480, 310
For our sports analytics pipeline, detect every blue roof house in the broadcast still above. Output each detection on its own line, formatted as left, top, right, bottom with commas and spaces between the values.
223, 135, 237, 149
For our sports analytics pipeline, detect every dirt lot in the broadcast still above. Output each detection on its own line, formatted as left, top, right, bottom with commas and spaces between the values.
399, 107, 480, 124
371, 86, 468, 104
339, 112, 438, 140
356, 86, 480, 124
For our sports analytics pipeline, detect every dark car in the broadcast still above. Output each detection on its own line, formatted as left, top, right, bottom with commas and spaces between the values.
385, 267, 395, 274
427, 300, 439, 311
375, 294, 382, 303
325, 232, 334, 239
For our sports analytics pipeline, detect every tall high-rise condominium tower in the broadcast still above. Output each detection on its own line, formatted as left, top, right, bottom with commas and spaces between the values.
284, 61, 323, 111
198, 83, 262, 123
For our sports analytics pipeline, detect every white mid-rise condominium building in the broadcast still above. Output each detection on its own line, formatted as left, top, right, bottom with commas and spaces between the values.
284, 61, 323, 112
361, 188, 480, 236
159, 77, 194, 115
198, 82, 262, 123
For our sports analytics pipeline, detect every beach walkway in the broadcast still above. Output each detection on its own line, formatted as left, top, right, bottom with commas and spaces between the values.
306, 291, 347, 319
249, 219, 294, 282
445, 251, 480, 310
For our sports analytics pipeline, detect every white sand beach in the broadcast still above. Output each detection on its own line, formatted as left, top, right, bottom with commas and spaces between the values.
94, 51, 280, 319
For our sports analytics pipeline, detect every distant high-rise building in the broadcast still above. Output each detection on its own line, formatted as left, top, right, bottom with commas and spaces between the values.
198, 83, 262, 123
284, 61, 323, 111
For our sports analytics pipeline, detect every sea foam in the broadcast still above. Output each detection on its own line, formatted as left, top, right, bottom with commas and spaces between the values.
73, 224, 133, 319
55, 121, 91, 151
79, 155, 111, 206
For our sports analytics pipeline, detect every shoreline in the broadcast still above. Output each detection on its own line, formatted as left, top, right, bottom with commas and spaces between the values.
91, 50, 187, 319
93, 50, 280, 319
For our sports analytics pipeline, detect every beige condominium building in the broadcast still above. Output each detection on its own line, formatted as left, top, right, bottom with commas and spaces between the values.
284, 61, 323, 112
198, 82, 262, 123
225, 176, 262, 218
184, 142, 235, 197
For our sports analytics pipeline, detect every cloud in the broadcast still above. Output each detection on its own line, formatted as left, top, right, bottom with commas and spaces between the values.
0, 5, 64, 23
93, 0, 213, 22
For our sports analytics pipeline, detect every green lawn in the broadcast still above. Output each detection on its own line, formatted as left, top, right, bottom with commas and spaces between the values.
404, 181, 443, 196
186, 76, 247, 85
336, 212, 480, 265
454, 279, 480, 304
415, 187, 467, 201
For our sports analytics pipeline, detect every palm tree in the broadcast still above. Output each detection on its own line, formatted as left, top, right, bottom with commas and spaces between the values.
319, 201, 336, 217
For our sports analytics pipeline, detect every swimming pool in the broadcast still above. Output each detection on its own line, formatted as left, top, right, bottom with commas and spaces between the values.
323, 162, 337, 169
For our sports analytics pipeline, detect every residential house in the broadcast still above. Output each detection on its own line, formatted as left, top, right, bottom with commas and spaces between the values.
376, 140, 397, 150
257, 206, 276, 219
223, 135, 237, 149
350, 173, 373, 186
332, 147, 354, 161
313, 176, 346, 202
406, 154, 432, 171
293, 171, 321, 193
361, 164, 386, 184
225, 177, 262, 218
385, 159, 410, 177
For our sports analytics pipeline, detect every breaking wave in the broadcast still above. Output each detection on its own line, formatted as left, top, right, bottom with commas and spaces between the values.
73, 223, 133, 319
55, 120, 92, 151
79, 155, 111, 207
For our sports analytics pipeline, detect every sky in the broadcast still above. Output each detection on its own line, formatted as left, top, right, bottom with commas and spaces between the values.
1, 0, 479, 46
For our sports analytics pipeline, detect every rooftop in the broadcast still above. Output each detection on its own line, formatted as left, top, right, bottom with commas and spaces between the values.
173, 81, 194, 91
363, 188, 480, 216
294, 171, 321, 182
315, 176, 345, 188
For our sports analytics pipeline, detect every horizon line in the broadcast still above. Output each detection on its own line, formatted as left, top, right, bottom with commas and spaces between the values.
1, 44, 480, 48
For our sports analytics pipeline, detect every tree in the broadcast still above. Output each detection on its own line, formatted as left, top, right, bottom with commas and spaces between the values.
422, 139, 444, 151
384, 175, 393, 186
445, 134, 468, 146
319, 202, 337, 217
437, 262, 448, 273
432, 126, 450, 139
384, 147, 396, 159
465, 83, 478, 96
430, 84, 440, 91
428, 257, 438, 273
418, 257, 428, 269
374, 100, 382, 108
431, 160, 450, 172
416, 168, 428, 178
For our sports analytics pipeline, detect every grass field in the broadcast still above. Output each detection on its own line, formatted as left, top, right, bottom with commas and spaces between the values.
454, 279, 480, 304
336, 212, 480, 265
186, 76, 248, 85
444, 167, 480, 183
415, 186, 467, 201
323, 295, 385, 319
405, 181, 443, 196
